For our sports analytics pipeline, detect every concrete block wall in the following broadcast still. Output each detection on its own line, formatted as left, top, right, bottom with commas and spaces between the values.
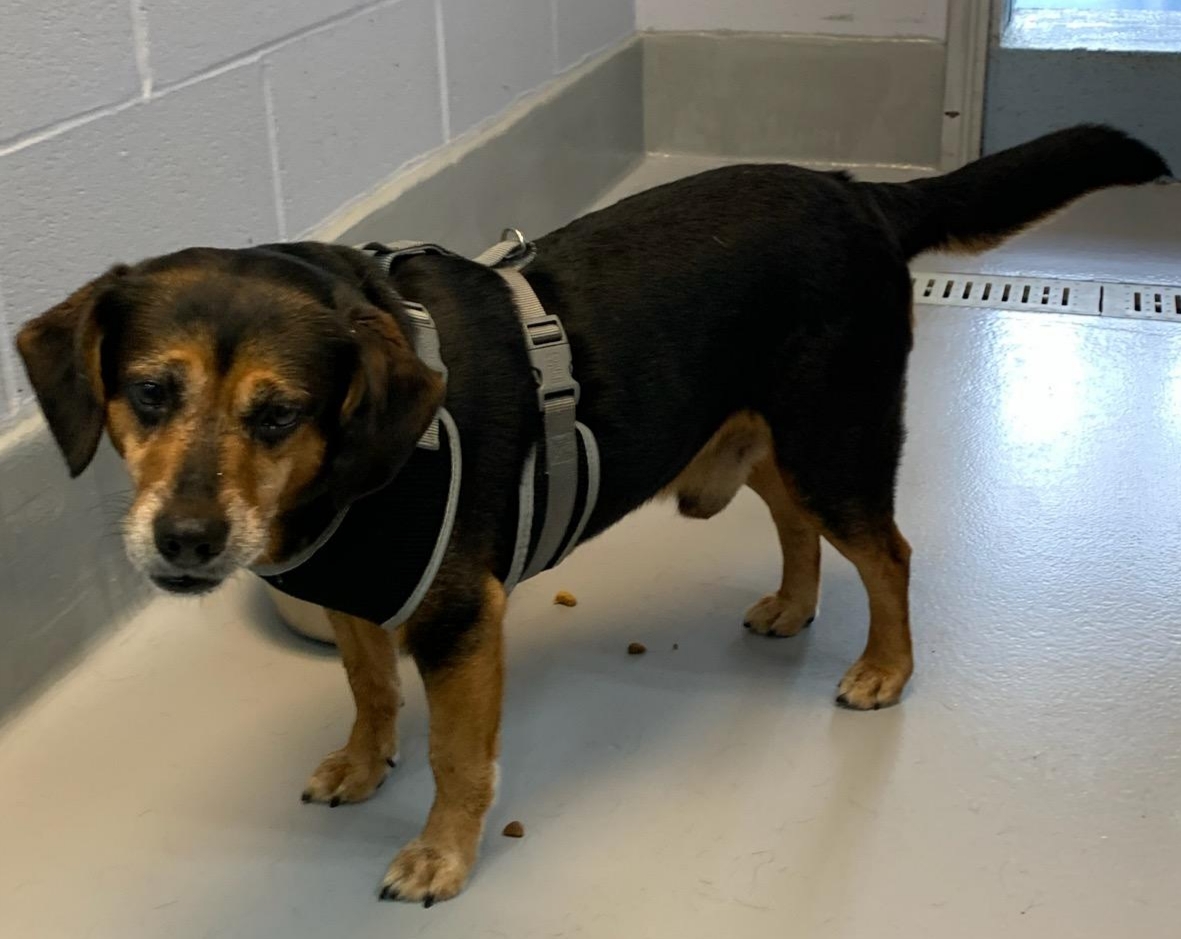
0, 0, 635, 420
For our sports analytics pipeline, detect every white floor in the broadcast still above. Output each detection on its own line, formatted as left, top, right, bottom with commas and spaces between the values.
2, 160, 1180, 938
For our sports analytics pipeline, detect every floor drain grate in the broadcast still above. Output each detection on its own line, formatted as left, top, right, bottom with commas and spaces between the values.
911, 271, 1181, 323
1102, 283, 1181, 322
911, 272, 1100, 315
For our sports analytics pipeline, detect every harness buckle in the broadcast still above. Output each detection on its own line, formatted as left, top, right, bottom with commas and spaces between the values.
523, 314, 580, 407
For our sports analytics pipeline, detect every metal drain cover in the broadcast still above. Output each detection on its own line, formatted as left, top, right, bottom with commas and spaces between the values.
1103, 283, 1181, 321
911, 271, 1181, 323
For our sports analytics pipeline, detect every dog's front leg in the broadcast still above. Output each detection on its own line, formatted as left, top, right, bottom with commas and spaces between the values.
381, 575, 506, 906
303, 609, 401, 804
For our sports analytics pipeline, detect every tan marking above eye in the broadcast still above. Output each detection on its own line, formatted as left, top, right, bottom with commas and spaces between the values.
223, 358, 309, 417
128, 339, 214, 375
123, 340, 216, 408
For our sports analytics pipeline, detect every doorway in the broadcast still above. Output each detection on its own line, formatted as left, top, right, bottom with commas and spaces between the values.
982, 0, 1181, 165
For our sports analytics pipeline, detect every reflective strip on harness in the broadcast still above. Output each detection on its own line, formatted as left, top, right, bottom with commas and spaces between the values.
381, 406, 462, 627
250, 505, 349, 577
253, 405, 461, 628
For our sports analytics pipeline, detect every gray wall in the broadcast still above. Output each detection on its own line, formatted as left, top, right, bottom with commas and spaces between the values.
983, 47, 1181, 169
643, 32, 946, 167
0, 0, 635, 420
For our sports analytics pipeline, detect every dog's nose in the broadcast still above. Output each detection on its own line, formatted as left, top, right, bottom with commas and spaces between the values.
153, 514, 229, 569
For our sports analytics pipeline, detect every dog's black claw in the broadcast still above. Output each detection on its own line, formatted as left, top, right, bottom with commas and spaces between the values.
742, 621, 752, 629
386, 757, 397, 768
376, 777, 386, 790
835, 693, 850, 708
423, 895, 436, 909
329, 795, 342, 808
379, 885, 399, 901
300, 791, 312, 803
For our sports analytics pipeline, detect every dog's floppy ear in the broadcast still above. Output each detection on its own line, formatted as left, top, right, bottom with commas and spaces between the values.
328, 303, 444, 503
15, 265, 129, 477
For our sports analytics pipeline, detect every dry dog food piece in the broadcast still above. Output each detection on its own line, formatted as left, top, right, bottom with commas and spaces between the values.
502, 821, 525, 838
672, 643, 679, 651
553, 590, 578, 607
627, 642, 647, 655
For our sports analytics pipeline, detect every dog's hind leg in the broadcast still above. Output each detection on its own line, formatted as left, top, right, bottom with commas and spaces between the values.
743, 456, 821, 638
768, 294, 914, 709
826, 521, 912, 710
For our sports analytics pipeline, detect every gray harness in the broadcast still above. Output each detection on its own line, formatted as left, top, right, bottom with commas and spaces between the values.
255, 231, 599, 625
374, 231, 600, 593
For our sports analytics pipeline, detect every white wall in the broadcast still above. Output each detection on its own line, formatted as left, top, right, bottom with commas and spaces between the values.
637, 0, 947, 40
0, 0, 635, 419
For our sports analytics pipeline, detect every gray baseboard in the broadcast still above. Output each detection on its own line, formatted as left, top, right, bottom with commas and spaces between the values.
0, 420, 152, 724
643, 31, 946, 168
332, 40, 644, 250
0, 40, 644, 726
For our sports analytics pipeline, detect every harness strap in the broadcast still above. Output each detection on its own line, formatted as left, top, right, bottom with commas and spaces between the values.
475, 230, 584, 580
402, 302, 447, 450
500, 266, 581, 581
382, 407, 462, 627
365, 231, 598, 587
366, 247, 450, 451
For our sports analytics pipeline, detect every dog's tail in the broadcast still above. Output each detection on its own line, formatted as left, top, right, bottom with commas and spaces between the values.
860, 124, 1171, 259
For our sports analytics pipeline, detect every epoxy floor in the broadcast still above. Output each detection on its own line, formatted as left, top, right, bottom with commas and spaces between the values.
1, 160, 1180, 938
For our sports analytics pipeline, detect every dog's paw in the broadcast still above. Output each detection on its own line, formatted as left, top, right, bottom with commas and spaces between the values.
836, 657, 912, 710
378, 839, 473, 907
743, 594, 815, 638
301, 747, 396, 806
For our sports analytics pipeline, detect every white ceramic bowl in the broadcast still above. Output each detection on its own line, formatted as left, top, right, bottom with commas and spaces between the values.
265, 585, 336, 644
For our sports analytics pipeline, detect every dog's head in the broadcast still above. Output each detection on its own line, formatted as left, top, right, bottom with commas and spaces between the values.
16, 245, 442, 595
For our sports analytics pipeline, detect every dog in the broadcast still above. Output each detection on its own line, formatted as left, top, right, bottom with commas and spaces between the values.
15, 125, 1169, 905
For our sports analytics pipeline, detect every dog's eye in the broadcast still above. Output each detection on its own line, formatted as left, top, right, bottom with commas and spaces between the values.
262, 403, 300, 428
253, 402, 303, 440
128, 380, 169, 417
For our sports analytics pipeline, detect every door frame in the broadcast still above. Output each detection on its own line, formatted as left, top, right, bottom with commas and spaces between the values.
941, 0, 994, 169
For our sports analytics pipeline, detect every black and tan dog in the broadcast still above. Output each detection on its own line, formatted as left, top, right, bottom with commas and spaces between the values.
16, 125, 1169, 904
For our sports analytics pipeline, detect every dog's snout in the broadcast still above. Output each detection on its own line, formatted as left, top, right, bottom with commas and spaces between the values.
153, 513, 229, 569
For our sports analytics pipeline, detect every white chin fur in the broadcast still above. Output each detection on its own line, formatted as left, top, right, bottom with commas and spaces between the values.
121, 487, 270, 579
122, 487, 164, 576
